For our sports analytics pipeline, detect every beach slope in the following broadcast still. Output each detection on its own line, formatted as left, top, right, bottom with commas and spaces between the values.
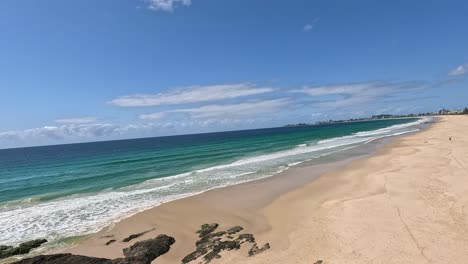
66, 116, 468, 264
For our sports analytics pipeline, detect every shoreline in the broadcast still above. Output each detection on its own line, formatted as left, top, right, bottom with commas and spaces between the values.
0, 118, 426, 249
49, 119, 437, 263
59, 147, 376, 262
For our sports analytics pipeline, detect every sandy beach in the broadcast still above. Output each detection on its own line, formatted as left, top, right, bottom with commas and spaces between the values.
62, 115, 468, 264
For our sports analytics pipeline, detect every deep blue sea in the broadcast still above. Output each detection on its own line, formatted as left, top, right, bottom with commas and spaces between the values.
0, 118, 429, 245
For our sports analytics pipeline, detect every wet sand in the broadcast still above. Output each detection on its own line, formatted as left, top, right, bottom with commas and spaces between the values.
63, 115, 468, 264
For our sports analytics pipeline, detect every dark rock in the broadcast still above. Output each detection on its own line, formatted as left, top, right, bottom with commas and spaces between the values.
203, 240, 241, 263
236, 234, 255, 244
314, 260, 323, 264
215, 240, 240, 251
183, 224, 270, 263
123, 235, 175, 263
0, 245, 13, 251
122, 234, 139, 243
0, 239, 48, 259
105, 240, 116, 246
11, 235, 175, 264
11, 254, 112, 264
181, 248, 208, 264
226, 226, 244, 235
196, 223, 218, 238
14, 239, 48, 255
196, 236, 221, 250
122, 228, 155, 242
248, 243, 270, 257
202, 250, 222, 263
211, 231, 226, 237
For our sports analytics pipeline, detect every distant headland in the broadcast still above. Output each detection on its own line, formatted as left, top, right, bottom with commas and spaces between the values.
284, 107, 468, 127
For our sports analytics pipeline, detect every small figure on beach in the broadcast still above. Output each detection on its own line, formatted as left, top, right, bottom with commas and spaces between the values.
449, 137, 452, 141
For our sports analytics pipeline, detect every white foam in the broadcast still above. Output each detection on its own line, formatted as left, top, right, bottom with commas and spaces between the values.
318, 118, 430, 145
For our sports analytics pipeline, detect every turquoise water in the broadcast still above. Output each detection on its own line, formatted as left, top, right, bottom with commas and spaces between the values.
0, 118, 428, 245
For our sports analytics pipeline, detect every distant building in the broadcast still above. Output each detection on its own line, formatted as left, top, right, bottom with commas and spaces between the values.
371, 114, 394, 119
437, 108, 466, 115
438, 109, 451, 115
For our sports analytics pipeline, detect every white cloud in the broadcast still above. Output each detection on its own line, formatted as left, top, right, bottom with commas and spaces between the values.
147, 0, 191, 11
0, 114, 282, 149
110, 83, 274, 107
2, 124, 121, 140
293, 83, 373, 97
0, 123, 166, 149
173, 99, 288, 118
292, 81, 425, 108
303, 18, 319, 32
139, 112, 166, 120
448, 64, 468, 76
55, 117, 98, 124
139, 99, 290, 120
173, 99, 289, 119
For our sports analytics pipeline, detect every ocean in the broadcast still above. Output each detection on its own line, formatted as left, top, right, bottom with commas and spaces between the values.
0, 118, 430, 246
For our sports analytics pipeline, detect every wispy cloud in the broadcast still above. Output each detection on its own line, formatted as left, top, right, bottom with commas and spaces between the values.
110, 83, 274, 107
0, 123, 165, 149
0, 115, 281, 149
303, 18, 320, 32
139, 99, 290, 120
147, 0, 191, 11
448, 64, 468, 76
139, 112, 166, 120
1, 124, 125, 141
55, 117, 98, 124
291, 81, 426, 108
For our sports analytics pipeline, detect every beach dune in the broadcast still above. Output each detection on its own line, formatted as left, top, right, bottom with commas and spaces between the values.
65, 116, 468, 264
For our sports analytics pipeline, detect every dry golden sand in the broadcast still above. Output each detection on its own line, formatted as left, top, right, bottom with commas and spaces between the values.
64, 115, 468, 264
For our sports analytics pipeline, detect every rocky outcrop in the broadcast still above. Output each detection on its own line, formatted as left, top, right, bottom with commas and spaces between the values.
196, 224, 218, 238
182, 224, 270, 263
105, 240, 116, 246
226, 226, 243, 235
122, 228, 155, 243
0, 239, 48, 259
0, 245, 13, 252
10, 254, 110, 264
236, 233, 255, 244
248, 243, 270, 256
122, 235, 174, 263
11, 235, 175, 264
0, 245, 13, 251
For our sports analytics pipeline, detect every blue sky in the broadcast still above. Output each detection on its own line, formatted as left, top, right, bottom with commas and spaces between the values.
0, 0, 467, 148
